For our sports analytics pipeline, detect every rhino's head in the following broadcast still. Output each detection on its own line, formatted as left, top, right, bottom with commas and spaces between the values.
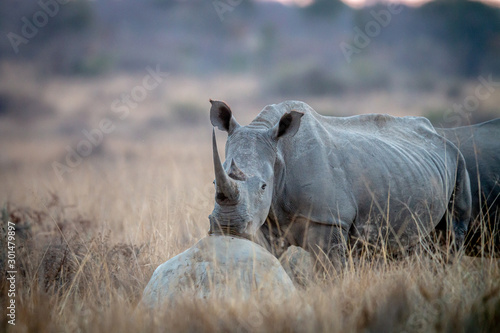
208, 100, 303, 238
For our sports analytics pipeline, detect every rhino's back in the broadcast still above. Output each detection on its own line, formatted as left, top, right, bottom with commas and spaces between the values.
262, 101, 439, 144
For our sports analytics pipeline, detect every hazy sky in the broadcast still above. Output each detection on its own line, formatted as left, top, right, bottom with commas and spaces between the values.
265, 0, 500, 8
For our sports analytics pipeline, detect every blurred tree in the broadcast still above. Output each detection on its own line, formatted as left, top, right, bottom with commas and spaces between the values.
302, 0, 348, 18
49, 0, 93, 32
152, 0, 177, 8
420, 0, 500, 77
2, 0, 99, 75
256, 23, 277, 70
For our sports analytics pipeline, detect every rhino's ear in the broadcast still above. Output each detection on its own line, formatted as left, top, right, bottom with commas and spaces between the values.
270, 111, 304, 140
210, 99, 240, 134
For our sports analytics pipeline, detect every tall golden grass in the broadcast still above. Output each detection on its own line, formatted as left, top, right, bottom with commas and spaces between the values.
1, 63, 499, 331
1, 128, 499, 333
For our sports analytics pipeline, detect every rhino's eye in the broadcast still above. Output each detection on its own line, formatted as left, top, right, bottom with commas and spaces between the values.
261, 183, 267, 190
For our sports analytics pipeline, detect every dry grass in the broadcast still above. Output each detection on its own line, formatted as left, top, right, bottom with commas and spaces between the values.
1, 65, 499, 332
1, 129, 499, 333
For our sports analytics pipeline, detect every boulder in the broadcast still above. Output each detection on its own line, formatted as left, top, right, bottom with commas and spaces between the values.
141, 235, 295, 308
280, 246, 314, 287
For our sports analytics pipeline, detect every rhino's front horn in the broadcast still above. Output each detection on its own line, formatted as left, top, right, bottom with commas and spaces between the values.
212, 129, 239, 203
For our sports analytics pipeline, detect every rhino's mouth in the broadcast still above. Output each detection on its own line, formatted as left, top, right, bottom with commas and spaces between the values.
208, 215, 251, 239
208, 227, 250, 240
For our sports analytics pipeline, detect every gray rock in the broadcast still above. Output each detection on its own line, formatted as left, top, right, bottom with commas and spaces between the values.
141, 235, 295, 308
280, 246, 314, 287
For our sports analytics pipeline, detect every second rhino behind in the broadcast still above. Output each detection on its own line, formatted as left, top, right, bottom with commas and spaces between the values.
437, 119, 500, 256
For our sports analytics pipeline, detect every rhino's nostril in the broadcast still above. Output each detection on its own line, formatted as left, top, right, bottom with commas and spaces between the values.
216, 192, 228, 201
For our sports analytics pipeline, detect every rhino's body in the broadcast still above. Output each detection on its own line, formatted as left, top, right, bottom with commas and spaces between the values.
209, 100, 471, 268
436, 119, 500, 256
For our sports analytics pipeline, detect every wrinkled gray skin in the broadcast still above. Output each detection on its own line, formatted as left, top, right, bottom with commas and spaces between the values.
208, 100, 471, 269
436, 119, 500, 256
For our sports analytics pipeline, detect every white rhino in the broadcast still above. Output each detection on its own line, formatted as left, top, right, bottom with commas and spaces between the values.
208, 100, 471, 269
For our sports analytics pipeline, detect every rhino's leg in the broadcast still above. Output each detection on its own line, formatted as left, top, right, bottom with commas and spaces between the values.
302, 222, 349, 277
255, 220, 291, 258
449, 160, 472, 252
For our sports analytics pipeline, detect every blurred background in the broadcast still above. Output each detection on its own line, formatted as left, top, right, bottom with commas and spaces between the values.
1, 0, 500, 184
2, 2, 500, 329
